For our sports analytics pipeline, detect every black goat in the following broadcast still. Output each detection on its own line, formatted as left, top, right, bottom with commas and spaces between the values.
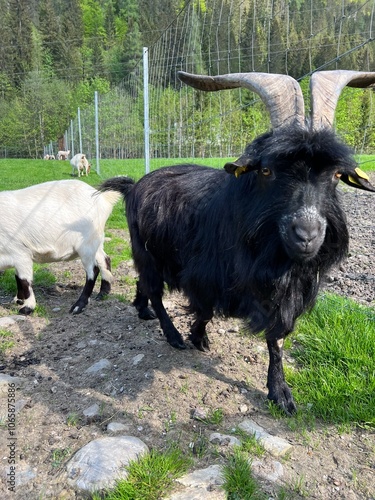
101, 70, 375, 415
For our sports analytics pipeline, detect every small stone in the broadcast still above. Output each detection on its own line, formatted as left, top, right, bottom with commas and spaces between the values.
192, 407, 207, 421
132, 354, 145, 365
107, 422, 129, 433
238, 419, 292, 457
209, 433, 241, 448
85, 359, 111, 374
83, 403, 100, 417
0, 374, 24, 395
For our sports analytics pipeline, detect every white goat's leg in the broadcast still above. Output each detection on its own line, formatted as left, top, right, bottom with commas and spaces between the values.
95, 249, 113, 299
69, 263, 99, 314
14, 267, 36, 315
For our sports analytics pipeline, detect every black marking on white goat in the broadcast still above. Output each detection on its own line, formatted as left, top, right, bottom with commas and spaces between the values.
100, 70, 375, 415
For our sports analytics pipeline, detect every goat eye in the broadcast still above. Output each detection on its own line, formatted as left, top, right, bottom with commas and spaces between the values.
261, 167, 272, 177
334, 172, 342, 180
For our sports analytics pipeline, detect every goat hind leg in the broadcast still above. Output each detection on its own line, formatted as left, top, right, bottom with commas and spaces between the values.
189, 308, 213, 351
96, 254, 112, 300
133, 281, 156, 320
70, 265, 99, 314
138, 275, 186, 349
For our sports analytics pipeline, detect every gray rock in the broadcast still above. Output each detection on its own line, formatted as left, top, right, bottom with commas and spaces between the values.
251, 459, 284, 482
209, 433, 241, 448
85, 359, 111, 374
83, 403, 100, 417
238, 419, 292, 457
192, 407, 207, 421
0, 315, 26, 327
107, 422, 130, 433
0, 374, 24, 395
167, 465, 225, 500
15, 465, 37, 487
67, 435, 149, 492
132, 353, 145, 365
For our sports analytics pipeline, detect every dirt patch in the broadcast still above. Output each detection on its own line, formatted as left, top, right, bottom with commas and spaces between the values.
0, 185, 374, 499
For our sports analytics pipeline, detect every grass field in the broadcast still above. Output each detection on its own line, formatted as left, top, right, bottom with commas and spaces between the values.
1, 157, 375, 498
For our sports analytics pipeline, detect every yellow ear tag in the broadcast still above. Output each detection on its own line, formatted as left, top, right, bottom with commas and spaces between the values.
234, 166, 247, 178
355, 167, 370, 180
348, 175, 362, 186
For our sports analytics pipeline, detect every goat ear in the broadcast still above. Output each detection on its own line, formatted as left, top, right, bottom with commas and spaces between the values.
340, 167, 375, 192
224, 158, 256, 178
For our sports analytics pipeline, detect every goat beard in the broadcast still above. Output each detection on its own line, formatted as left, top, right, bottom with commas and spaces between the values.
235, 221, 349, 335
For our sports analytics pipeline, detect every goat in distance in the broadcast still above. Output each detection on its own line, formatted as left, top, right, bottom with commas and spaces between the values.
101, 70, 375, 415
70, 153, 91, 177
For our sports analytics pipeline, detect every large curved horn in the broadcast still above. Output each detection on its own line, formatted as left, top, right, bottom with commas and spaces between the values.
178, 71, 305, 130
310, 70, 375, 129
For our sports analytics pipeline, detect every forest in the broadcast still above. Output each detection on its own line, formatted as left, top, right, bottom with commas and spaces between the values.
1, 0, 375, 158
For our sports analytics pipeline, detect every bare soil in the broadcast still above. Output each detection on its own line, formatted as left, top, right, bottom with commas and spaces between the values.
0, 184, 374, 499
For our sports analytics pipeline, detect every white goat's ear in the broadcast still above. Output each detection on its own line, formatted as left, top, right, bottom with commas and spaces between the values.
340, 167, 375, 192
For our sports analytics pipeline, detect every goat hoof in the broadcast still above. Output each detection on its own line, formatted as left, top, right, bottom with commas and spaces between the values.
189, 334, 210, 352
138, 307, 157, 320
95, 292, 108, 301
70, 304, 84, 314
19, 306, 33, 315
267, 388, 297, 416
168, 338, 187, 350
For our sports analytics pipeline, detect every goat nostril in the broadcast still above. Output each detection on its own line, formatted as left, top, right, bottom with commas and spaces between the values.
295, 228, 317, 243
292, 222, 320, 244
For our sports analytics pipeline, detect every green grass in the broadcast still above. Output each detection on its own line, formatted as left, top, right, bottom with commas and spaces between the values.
286, 292, 375, 427
0, 330, 15, 353
95, 446, 192, 500
356, 154, 375, 171
222, 449, 267, 500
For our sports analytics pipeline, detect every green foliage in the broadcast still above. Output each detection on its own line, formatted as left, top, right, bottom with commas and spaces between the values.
287, 293, 375, 427
0, 0, 374, 156
98, 446, 192, 500
0, 330, 15, 354
222, 449, 266, 500
233, 429, 265, 458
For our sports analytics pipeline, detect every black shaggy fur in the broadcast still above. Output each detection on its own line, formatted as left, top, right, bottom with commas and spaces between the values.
101, 125, 375, 414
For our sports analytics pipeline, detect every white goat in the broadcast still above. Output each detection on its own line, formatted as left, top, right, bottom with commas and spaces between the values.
70, 153, 91, 177
57, 150, 70, 160
0, 180, 122, 314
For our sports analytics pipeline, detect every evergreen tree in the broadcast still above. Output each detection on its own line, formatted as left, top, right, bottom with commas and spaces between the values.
7, 0, 34, 88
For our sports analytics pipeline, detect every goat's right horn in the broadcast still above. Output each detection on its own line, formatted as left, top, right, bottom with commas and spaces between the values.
310, 70, 375, 129
178, 71, 305, 130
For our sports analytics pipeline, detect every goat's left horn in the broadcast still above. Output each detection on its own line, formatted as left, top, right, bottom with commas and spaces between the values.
310, 70, 375, 129
178, 71, 305, 130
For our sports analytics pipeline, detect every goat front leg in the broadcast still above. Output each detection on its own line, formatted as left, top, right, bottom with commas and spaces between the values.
266, 336, 297, 415
15, 274, 36, 315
